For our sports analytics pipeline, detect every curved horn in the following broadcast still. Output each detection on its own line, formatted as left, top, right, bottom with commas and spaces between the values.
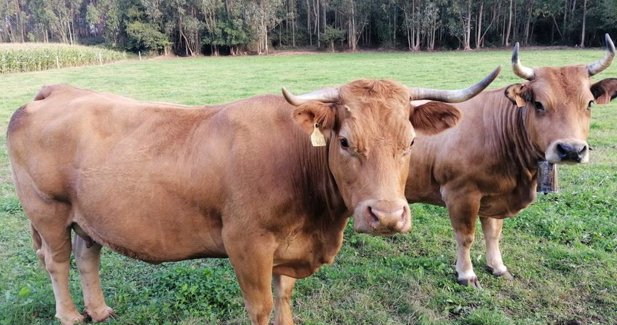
512, 42, 535, 80
587, 33, 615, 76
408, 66, 501, 102
282, 87, 339, 106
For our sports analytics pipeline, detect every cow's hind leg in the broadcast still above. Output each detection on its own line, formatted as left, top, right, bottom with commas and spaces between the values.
29, 212, 84, 324
73, 234, 115, 322
273, 274, 296, 325
480, 217, 513, 280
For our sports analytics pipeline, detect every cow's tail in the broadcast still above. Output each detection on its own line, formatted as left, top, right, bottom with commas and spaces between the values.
30, 224, 47, 267
31, 224, 42, 251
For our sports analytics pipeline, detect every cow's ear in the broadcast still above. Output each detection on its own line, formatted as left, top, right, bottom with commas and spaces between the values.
292, 102, 336, 134
505, 83, 527, 108
590, 79, 616, 105
410, 101, 461, 135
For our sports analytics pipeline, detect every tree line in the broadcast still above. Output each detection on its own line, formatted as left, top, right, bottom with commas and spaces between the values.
1, 0, 616, 55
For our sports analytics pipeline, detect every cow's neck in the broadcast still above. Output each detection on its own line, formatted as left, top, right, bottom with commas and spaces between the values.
489, 96, 543, 178
292, 136, 349, 224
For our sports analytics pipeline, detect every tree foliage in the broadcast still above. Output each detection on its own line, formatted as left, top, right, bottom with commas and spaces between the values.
1, 0, 615, 55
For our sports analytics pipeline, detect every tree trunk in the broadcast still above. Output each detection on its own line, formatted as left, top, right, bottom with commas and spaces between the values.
430, 17, 437, 50
405, 10, 411, 50
505, 0, 513, 46
513, 0, 518, 41
292, 0, 296, 47
392, 5, 397, 47
461, 0, 471, 50
261, 9, 269, 54
524, 0, 534, 45
306, 0, 312, 46
315, 0, 320, 48
562, 0, 568, 42
476, 2, 483, 49
571, 0, 577, 42
580, 0, 587, 47
321, 0, 326, 47
350, 0, 356, 51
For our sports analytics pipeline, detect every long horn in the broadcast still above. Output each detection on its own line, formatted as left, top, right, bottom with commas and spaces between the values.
408, 66, 501, 102
282, 87, 339, 106
587, 33, 615, 76
512, 42, 535, 80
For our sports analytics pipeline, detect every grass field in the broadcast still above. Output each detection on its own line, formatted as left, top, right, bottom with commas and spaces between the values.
0, 49, 616, 325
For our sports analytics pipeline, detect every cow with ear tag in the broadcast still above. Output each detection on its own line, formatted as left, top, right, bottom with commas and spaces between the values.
406, 33, 615, 288
7, 67, 498, 325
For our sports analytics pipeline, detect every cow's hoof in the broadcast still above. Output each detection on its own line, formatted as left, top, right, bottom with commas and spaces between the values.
494, 270, 514, 281
458, 276, 482, 289
85, 306, 116, 322
57, 312, 86, 325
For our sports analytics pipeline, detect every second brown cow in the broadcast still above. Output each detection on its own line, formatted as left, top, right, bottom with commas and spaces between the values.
406, 34, 615, 287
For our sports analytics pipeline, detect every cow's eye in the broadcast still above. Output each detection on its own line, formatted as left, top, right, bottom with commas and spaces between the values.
588, 100, 594, 110
339, 137, 349, 149
534, 101, 545, 111
410, 139, 415, 147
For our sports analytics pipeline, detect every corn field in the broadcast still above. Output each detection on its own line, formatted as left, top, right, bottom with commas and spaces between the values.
0, 43, 128, 74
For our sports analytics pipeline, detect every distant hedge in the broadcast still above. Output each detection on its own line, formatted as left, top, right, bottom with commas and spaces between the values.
0, 43, 127, 73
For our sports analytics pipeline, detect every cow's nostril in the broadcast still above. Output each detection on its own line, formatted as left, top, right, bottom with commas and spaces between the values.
556, 143, 568, 157
367, 206, 379, 224
399, 206, 407, 221
578, 145, 588, 155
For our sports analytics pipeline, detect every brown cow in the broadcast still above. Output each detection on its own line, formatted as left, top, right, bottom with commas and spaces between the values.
6, 70, 499, 325
406, 34, 615, 287
591, 77, 617, 104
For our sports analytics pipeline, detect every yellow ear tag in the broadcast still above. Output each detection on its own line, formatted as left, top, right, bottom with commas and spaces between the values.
514, 96, 527, 108
310, 123, 326, 147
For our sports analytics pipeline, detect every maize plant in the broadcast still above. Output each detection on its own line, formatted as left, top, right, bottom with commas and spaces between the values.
0, 43, 128, 74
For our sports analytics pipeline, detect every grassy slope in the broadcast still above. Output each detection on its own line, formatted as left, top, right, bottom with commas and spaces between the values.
0, 50, 615, 325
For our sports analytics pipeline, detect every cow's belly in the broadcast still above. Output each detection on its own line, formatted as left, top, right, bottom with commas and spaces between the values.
72, 193, 226, 263
478, 189, 536, 218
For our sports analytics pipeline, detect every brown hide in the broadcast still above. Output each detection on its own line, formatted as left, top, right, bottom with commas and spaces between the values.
591, 78, 617, 104
7, 80, 460, 324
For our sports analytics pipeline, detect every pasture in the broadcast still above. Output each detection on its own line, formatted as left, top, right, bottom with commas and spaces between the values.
0, 49, 616, 324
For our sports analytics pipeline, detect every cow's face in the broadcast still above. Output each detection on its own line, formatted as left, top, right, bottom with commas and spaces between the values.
505, 36, 614, 164
505, 66, 593, 164
288, 80, 461, 235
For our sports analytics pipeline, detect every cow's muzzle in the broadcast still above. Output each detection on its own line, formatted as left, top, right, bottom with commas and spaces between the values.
546, 140, 589, 164
353, 199, 411, 235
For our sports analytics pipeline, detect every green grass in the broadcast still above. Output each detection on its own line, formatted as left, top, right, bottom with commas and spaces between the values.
1, 49, 616, 324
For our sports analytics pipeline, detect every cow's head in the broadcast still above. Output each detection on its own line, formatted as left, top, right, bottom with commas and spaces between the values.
283, 67, 500, 235
505, 33, 615, 164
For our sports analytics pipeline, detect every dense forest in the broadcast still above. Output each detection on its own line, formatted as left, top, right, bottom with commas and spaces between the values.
1, 0, 617, 55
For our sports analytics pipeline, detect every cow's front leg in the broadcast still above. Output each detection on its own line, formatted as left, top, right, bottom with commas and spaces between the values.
480, 217, 513, 280
446, 191, 482, 288
273, 274, 296, 325
226, 232, 276, 325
